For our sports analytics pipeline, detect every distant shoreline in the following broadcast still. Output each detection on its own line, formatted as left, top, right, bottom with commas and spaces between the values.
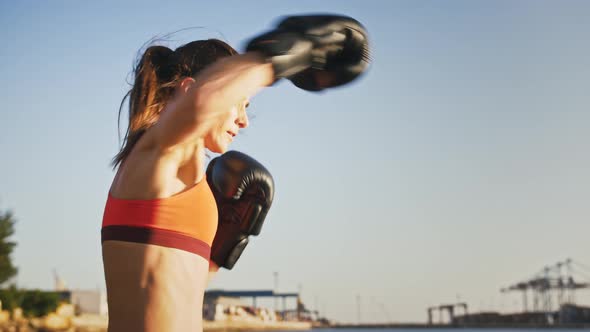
325, 323, 590, 329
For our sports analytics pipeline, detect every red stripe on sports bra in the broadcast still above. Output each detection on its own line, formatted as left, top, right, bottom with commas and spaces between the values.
102, 225, 211, 259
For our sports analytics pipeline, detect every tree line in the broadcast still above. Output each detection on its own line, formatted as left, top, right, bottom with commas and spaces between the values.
0, 209, 61, 317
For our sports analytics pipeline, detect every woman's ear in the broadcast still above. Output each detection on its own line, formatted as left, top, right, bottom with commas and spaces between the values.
178, 77, 196, 94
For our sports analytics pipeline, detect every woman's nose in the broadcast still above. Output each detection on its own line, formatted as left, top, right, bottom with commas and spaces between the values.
236, 107, 249, 129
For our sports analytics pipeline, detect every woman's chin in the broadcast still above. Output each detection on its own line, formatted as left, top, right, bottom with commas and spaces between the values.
208, 144, 228, 154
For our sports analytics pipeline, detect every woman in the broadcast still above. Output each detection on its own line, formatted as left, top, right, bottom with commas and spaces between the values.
101, 39, 274, 332
101, 14, 368, 332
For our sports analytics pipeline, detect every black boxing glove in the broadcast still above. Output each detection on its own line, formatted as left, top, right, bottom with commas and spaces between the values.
206, 151, 275, 270
246, 14, 370, 91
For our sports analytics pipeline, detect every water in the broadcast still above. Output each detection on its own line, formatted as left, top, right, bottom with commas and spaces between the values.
320, 330, 585, 332
269, 329, 587, 332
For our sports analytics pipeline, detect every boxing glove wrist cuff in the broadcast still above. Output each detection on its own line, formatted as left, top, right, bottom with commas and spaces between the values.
246, 31, 314, 81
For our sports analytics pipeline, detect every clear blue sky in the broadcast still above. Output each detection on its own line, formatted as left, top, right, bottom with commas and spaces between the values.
1, 0, 589, 323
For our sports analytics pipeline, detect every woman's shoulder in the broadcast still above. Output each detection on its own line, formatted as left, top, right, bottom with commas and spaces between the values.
111, 134, 196, 197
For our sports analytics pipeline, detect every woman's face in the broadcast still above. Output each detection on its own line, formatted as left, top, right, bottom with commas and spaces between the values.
204, 98, 249, 153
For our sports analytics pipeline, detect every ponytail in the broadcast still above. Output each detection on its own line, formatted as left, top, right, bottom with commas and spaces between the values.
112, 46, 178, 168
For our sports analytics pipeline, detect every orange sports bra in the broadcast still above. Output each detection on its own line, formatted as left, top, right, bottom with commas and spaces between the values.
101, 179, 218, 260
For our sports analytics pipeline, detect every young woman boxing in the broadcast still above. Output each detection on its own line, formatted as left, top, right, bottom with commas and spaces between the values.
101, 14, 369, 332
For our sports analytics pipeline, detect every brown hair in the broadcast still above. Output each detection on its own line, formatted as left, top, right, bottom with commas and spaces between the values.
112, 39, 238, 168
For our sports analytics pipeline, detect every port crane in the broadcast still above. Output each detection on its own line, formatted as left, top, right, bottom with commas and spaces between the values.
427, 303, 468, 324
501, 258, 590, 313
